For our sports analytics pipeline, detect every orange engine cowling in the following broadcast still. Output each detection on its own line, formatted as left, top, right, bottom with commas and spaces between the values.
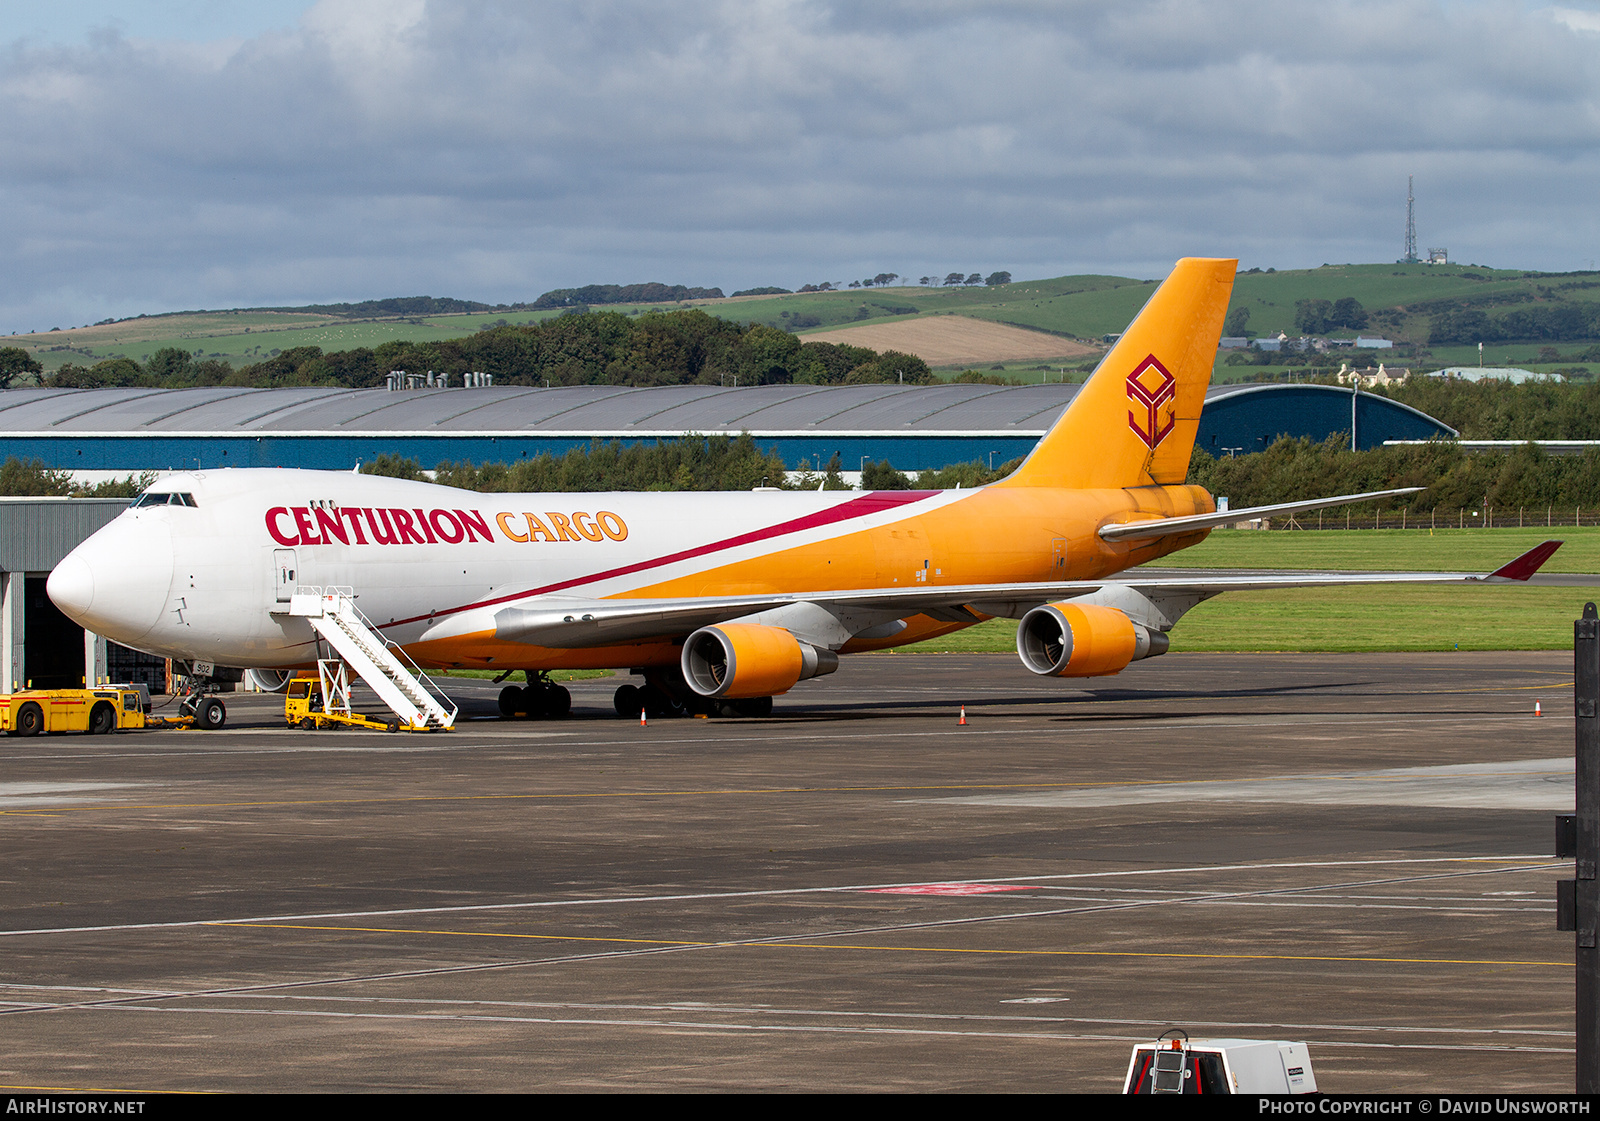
1015, 602, 1168, 678
682, 623, 840, 699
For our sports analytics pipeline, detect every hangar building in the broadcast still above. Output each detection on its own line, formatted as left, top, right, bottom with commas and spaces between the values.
0, 498, 166, 693
0, 382, 1455, 475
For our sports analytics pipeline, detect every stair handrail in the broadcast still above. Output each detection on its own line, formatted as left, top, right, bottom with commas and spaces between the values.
333, 592, 458, 727
298, 586, 458, 727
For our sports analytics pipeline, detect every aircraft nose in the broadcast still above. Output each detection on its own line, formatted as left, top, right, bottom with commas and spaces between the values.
49, 514, 175, 644
46, 555, 95, 616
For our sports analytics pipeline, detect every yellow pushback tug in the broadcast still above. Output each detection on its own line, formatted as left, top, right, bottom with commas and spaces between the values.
1, 685, 201, 735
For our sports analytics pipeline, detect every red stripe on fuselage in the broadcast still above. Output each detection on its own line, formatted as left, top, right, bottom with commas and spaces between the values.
386, 490, 940, 629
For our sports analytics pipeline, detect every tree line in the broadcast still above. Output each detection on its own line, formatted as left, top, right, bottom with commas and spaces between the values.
353, 431, 1600, 513
0, 458, 150, 497
0, 346, 43, 388
1376, 376, 1600, 438
531, 283, 724, 309
5, 433, 1598, 512
362, 438, 829, 493
41, 309, 933, 390
1427, 302, 1600, 345
278, 295, 515, 318
374, 433, 1600, 511
358, 440, 1024, 494
1294, 297, 1370, 334
1221, 277, 1600, 348
1190, 437, 1600, 513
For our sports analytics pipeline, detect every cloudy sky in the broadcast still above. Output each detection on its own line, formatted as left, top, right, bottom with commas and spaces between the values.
3, 0, 1598, 332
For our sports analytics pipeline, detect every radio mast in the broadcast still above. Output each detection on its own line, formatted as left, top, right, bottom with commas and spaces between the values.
1401, 175, 1419, 264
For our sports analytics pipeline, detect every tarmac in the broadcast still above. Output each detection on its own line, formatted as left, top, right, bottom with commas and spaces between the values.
0, 651, 1582, 1093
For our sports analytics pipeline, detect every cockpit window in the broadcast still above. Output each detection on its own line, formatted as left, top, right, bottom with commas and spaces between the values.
131, 492, 197, 508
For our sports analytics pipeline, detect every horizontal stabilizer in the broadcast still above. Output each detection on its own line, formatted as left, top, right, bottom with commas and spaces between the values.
1487, 540, 1562, 581
1098, 487, 1425, 542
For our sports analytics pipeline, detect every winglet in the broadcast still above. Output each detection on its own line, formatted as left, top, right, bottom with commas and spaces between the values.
1489, 540, 1563, 581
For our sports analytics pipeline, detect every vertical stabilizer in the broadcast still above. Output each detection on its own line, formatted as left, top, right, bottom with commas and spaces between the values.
997, 257, 1236, 489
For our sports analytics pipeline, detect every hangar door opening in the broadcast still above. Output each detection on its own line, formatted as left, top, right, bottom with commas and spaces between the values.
23, 575, 84, 689
19, 575, 168, 692
107, 645, 169, 691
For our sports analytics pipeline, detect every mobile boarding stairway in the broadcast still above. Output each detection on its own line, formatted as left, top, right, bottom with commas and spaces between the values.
276, 587, 457, 731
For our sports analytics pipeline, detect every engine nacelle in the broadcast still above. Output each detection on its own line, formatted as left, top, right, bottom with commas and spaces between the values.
681, 623, 839, 699
1015, 602, 1169, 678
244, 668, 293, 693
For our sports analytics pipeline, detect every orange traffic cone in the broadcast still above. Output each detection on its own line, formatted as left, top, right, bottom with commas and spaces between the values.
958, 705, 967, 725
1535, 702, 1542, 717
640, 708, 648, 726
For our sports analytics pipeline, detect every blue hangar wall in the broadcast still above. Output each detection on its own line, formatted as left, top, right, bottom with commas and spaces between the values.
1, 433, 1058, 474
0, 383, 1455, 474
1193, 384, 1453, 457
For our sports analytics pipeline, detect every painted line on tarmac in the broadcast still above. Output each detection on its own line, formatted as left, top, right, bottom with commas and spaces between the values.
196, 919, 1567, 969
932, 757, 1577, 811
164, 993, 1589, 1041
6, 868, 1565, 1025
752, 864, 1567, 949
0, 707, 1560, 764
0, 985, 1574, 1041
0, 856, 1560, 939
0, 717, 1558, 815
4, 868, 1562, 1023
1025, 894, 1550, 915
0, 1083, 173, 1095
68, 1003, 1573, 1054
180, 864, 1563, 970
1030, 884, 1551, 903
0, 782, 146, 811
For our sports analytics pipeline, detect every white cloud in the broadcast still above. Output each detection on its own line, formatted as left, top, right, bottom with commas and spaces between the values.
1550, 6, 1600, 33
0, 1, 314, 47
2, 0, 1599, 330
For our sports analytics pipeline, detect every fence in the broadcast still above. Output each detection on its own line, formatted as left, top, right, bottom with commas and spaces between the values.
1263, 507, 1600, 530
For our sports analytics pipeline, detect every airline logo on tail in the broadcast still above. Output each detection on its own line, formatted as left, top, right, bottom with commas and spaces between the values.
1126, 355, 1176, 449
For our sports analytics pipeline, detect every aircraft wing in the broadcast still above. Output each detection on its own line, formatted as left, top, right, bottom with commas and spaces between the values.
419, 540, 1588, 650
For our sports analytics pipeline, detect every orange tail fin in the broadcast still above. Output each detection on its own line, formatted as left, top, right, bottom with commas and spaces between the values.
998, 257, 1236, 489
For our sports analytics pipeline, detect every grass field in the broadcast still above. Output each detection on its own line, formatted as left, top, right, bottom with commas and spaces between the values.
908, 527, 1600, 654
12, 261, 1597, 378
803, 316, 1097, 367
20, 309, 582, 372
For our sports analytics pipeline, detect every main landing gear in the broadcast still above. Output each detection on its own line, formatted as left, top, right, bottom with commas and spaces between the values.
613, 668, 773, 719
497, 671, 572, 721
175, 669, 228, 730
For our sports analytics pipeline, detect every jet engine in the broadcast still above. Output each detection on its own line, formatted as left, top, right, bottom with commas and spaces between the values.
1015, 602, 1169, 678
681, 623, 839, 699
244, 668, 293, 693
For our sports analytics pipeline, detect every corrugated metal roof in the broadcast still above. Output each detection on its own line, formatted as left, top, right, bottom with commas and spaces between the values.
0, 498, 129, 572
0, 382, 1443, 437
0, 384, 1095, 434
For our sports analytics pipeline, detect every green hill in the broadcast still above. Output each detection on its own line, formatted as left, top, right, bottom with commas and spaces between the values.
10, 261, 1599, 380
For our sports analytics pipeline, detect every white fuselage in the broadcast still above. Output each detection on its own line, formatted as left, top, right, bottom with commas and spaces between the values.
48, 468, 972, 669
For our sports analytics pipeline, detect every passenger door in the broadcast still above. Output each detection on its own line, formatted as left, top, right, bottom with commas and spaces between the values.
273, 549, 298, 604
